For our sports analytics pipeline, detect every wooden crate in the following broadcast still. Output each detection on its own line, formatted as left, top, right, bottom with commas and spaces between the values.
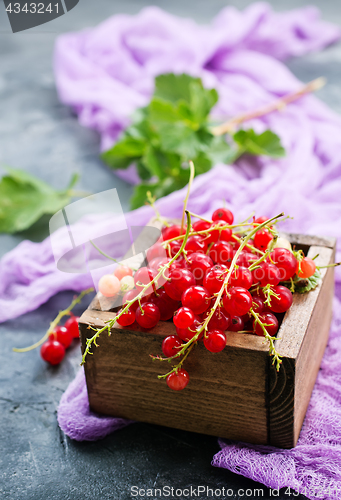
79, 233, 336, 448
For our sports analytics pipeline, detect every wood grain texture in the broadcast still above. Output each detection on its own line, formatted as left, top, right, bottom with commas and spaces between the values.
269, 245, 335, 448
80, 314, 269, 443
80, 233, 336, 448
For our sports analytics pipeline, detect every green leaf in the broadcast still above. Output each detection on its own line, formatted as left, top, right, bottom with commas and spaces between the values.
149, 97, 183, 124
189, 81, 218, 123
205, 136, 239, 165
296, 270, 321, 294
136, 160, 152, 181
233, 129, 285, 158
0, 167, 75, 234
141, 146, 167, 179
101, 136, 147, 170
130, 177, 186, 210
154, 73, 202, 105
157, 122, 204, 158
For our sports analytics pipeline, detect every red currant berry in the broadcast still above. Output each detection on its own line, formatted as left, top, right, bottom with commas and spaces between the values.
254, 312, 278, 336
236, 251, 258, 267
187, 253, 213, 285
207, 222, 232, 244
252, 262, 281, 287
204, 329, 227, 353
268, 285, 293, 313
209, 240, 234, 266
212, 208, 234, 225
192, 220, 211, 233
181, 286, 210, 315
117, 308, 136, 326
162, 224, 183, 241
296, 257, 316, 279
229, 316, 245, 332
176, 317, 203, 342
167, 240, 182, 258
253, 216, 269, 225
164, 269, 196, 301
254, 229, 273, 251
134, 267, 157, 295
149, 257, 170, 271
169, 257, 188, 271
203, 265, 227, 294
146, 242, 166, 263
166, 369, 189, 391
162, 335, 183, 358
50, 325, 73, 348
203, 308, 231, 331
251, 296, 265, 314
122, 289, 140, 312
113, 265, 133, 280
41, 340, 65, 365
173, 307, 195, 329
230, 266, 253, 289
148, 289, 179, 321
64, 315, 80, 339
270, 248, 297, 281
223, 287, 252, 316
135, 303, 160, 329
185, 235, 207, 255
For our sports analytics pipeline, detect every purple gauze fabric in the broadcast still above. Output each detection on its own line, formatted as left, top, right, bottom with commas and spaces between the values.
1, 3, 341, 498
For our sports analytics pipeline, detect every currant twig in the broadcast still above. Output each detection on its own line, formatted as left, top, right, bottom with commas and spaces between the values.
181, 160, 195, 234
81, 211, 193, 365
211, 77, 326, 135
13, 288, 94, 353
250, 309, 282, 371
156, 212, 285, 377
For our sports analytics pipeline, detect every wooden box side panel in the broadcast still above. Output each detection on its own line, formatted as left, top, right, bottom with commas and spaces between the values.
293, 246, 335, 444
269, 244, 335, 448
80, 311, 269, 444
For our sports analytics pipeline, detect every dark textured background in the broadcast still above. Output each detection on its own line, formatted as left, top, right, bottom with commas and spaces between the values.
0, 1, 340, 498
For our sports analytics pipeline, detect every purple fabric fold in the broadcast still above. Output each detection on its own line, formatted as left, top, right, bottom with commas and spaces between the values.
57, 368, 133, 440
2, 3, 341, 499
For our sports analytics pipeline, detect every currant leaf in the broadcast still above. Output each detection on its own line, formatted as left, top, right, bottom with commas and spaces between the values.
295, 270, 321, 294
0, 167, 78, 234
233, 129, 285, 158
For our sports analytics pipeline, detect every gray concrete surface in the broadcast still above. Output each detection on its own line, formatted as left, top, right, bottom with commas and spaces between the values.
0, 1, 340, 498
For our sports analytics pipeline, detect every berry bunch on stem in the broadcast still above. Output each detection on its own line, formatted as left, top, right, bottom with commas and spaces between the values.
13, 288, 94, 365
80, 162, 339, 391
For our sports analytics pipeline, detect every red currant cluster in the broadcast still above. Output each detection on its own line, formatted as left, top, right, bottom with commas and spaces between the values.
90, 207, 318, 392
40, 314, 80, 365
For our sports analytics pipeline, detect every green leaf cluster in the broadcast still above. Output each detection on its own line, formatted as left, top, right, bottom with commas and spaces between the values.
101, 73, 285, 209
0, 167, 78, 234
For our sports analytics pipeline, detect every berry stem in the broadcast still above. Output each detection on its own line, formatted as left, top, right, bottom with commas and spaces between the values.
156, 212, 285, 376
12, 288, 94, 353
250, 309, 282, 371
211, 77, 326, 135
81, 211, 193, 364
90, 240, 138, 270
181, 160, 195, 234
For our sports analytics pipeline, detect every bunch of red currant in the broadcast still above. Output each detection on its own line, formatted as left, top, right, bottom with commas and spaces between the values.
93, 206, 318, 391
40, 314, 80, 365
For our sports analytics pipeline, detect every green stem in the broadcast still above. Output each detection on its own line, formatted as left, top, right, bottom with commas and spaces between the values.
181, 161, 195, 234
13, 288, 94, 353
81, 212, 193, 365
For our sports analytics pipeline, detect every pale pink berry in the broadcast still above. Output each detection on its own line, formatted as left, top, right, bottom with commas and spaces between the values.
98, 274, 120, 297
